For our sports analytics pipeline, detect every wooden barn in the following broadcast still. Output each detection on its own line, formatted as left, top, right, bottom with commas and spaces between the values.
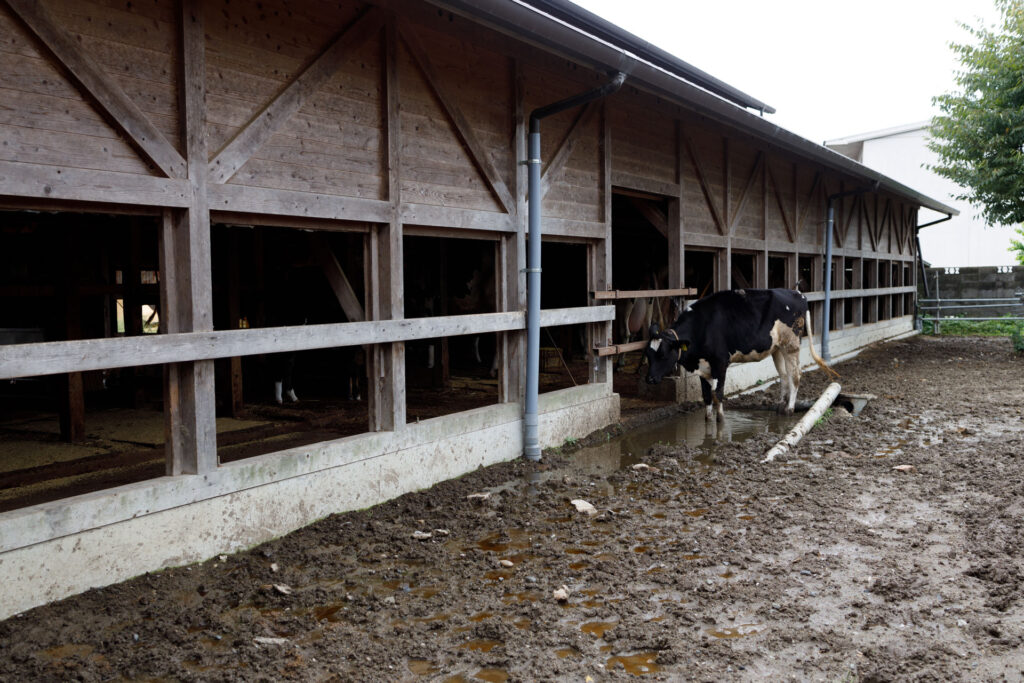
0, 0, 955, 617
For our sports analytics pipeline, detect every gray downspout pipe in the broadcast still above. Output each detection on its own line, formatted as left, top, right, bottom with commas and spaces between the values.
524, 72, 626, 462
914, 213, 953, 299
823, 184, 876, 363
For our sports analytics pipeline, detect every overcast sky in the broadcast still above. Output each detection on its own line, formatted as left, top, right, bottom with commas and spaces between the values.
571, 0, 1002, 144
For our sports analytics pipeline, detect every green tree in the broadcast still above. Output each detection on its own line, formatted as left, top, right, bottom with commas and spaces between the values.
1011, 225, 1024, 264
929, 0, 1024, 244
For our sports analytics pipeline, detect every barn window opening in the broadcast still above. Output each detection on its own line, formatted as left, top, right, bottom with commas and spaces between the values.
0, 210, 174, 511
611, 193, 669, 290
797, 256, 815, 293
863, 260, 878, 323
540, 240, 589, 394
210, 224, 370, 464
767, 255, 788, 289
730, 252, 756, 290
403, 235, 500, 421
845, 258, 861, 326
827, 257, 841, 331
684, 250, 715, 298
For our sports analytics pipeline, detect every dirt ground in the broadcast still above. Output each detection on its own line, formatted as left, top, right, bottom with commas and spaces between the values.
2, 334, 1023, 682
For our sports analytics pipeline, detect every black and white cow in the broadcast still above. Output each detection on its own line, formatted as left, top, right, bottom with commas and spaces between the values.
644, 288, 838, 421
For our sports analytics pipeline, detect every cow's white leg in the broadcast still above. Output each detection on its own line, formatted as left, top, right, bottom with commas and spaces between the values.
274, 381, 283, 405
285, 388, 299, 403
711, 367, 727, 422
772, 349, 788, 412
490, 351, 499, 378
700, 377, 714, 421
473, 336, 483, 365
427, 344, 435, 369
786, 349, 801, 414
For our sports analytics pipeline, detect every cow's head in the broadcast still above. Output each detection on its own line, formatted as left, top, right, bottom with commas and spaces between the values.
644, 322, 688, 384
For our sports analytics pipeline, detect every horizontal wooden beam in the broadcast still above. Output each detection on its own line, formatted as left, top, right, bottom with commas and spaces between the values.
592, 288, 696, 300
540, 305, 615, 327
593, 340, 647, 357
538, 217, 607, 240
0, 161, 190, 207
207, 184, 392, 224
0, 306, 614, 379
803, 285, 915, 302
399, 204, 516, 232
611, 172, 680, 199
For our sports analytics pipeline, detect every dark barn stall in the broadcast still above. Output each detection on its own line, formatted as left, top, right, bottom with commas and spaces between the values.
0, 0, 954, 616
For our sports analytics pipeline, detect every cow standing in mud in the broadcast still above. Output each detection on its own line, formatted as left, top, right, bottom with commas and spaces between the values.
644, 288, 838, 421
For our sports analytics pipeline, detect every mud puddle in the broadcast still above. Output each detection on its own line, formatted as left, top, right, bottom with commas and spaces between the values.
549, 407, 798, 478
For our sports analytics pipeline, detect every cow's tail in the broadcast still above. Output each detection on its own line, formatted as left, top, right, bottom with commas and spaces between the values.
803, 308, 841, 380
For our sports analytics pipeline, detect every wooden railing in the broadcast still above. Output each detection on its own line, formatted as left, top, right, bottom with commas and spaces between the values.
0, 306, 614, 380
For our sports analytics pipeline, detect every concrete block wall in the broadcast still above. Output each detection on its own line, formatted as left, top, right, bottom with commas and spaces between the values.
922, 266, 1024, 316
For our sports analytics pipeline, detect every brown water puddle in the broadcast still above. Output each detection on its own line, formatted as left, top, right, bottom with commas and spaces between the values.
708, 623, 764, 638
606, 652, 662, 675
581, 620, 617, 638
459, 639, 502, 652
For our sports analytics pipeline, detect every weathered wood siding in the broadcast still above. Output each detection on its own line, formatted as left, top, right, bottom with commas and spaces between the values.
0, 0, 921, 263
207, 1, 385, 199
0, 1, 172, 176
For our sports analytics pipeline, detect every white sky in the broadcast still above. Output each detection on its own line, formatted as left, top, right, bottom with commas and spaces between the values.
571, 0, 1002, 144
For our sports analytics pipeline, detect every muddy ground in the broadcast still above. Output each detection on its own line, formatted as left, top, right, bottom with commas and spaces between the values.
2, 334, 1023, 682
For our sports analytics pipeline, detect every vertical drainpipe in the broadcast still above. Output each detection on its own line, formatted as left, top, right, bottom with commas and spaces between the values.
523, 72, 626, 462
822, 201, 836, 363
823, 184, 876, 363
913, 213, 953, 327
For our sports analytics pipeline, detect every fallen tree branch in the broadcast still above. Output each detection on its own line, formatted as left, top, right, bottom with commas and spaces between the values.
761, 382, 842, 463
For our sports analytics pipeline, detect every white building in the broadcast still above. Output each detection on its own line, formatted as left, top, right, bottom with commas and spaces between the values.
826, 123, 1016, 267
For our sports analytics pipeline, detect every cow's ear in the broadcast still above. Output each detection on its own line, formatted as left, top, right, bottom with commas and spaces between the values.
649, 322, 661, 338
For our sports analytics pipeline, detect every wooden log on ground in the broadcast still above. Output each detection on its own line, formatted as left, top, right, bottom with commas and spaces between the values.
761, 382, 842, 463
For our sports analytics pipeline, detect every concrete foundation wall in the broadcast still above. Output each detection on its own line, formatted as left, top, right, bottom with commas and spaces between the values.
0, 386, 618, 620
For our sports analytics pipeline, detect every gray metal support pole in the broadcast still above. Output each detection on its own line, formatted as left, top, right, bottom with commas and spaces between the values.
822, 201, 834, 362
524, 129, 542, 461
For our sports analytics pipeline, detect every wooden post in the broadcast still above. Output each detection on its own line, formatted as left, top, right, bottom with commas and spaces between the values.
58, 226, 85, 442
366, 16, 405, 432
589, 100, 613, 385
366, 223, 405, 431
438, 242, 451, 388
499, 59, 527, 405
161, 0, 216, 475
226, 229, 244, 416
670, 121, 685, 293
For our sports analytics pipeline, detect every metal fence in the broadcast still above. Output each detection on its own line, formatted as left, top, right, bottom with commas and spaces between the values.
919, 291, 1024, 333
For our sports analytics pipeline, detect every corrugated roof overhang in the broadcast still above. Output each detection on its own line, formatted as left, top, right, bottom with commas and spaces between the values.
426, 0, 958, 217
